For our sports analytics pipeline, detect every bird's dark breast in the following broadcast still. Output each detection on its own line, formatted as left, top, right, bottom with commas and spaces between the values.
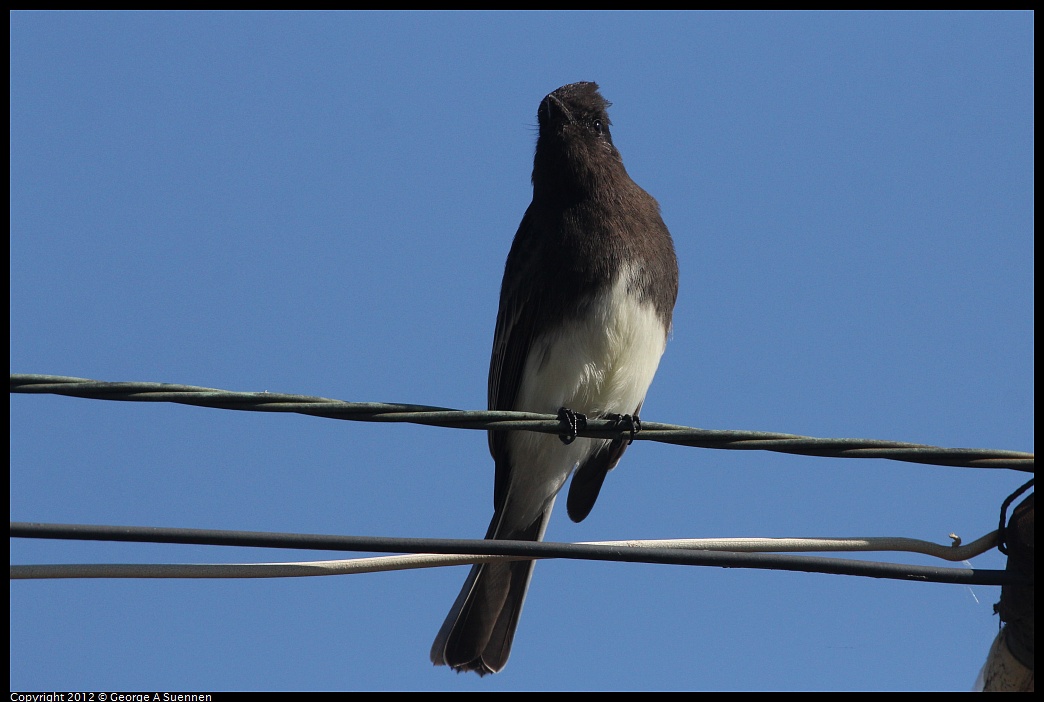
522, 194, 677, 329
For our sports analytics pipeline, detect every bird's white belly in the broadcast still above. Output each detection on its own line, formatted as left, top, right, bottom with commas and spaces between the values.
503, 266, 669, 527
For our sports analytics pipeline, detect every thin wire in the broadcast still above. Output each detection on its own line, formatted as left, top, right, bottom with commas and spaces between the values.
9, 522, 1025, 586
9, 374, 1034, 471
10, 532, 1002, 581
997, 477, 1034, 555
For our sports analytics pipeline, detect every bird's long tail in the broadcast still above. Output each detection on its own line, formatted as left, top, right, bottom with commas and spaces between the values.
430, 504, 552, 675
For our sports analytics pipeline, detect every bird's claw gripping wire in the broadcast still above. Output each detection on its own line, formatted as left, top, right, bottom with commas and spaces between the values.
608, 413, 642, 444
557, 407, 587, 445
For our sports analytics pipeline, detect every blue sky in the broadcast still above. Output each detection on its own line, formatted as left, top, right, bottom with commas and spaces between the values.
10, 11, 1033, 692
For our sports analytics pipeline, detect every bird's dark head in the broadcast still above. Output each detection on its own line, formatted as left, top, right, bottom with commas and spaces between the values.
538, 82, 614, 146
533, 82, 624, 197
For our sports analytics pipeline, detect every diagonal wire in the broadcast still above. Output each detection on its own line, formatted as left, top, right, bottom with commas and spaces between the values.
10, 532, 1004, 580
9, 522, 1025, 586
9, 374, 1034, 471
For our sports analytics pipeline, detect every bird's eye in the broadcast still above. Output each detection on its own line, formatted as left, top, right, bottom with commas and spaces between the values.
592, 118, 603, 135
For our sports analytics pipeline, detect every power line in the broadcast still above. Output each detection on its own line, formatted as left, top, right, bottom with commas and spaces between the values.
9, 522, 1025, 586
10, 374, 1032, 591
9, 374, 1034, 471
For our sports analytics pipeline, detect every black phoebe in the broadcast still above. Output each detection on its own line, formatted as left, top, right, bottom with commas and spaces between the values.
430, 82, 679, 674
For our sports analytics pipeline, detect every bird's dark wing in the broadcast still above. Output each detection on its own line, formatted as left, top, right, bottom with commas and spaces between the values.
566, 400, 643, 522
486, 205, 550, 512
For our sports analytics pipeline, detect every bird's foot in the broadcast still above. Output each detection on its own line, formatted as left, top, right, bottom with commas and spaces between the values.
608, 413, 642, 444
557, 407, 588, 445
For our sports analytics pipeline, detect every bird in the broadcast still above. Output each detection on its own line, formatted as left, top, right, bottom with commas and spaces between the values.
430, 81, 679, 675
